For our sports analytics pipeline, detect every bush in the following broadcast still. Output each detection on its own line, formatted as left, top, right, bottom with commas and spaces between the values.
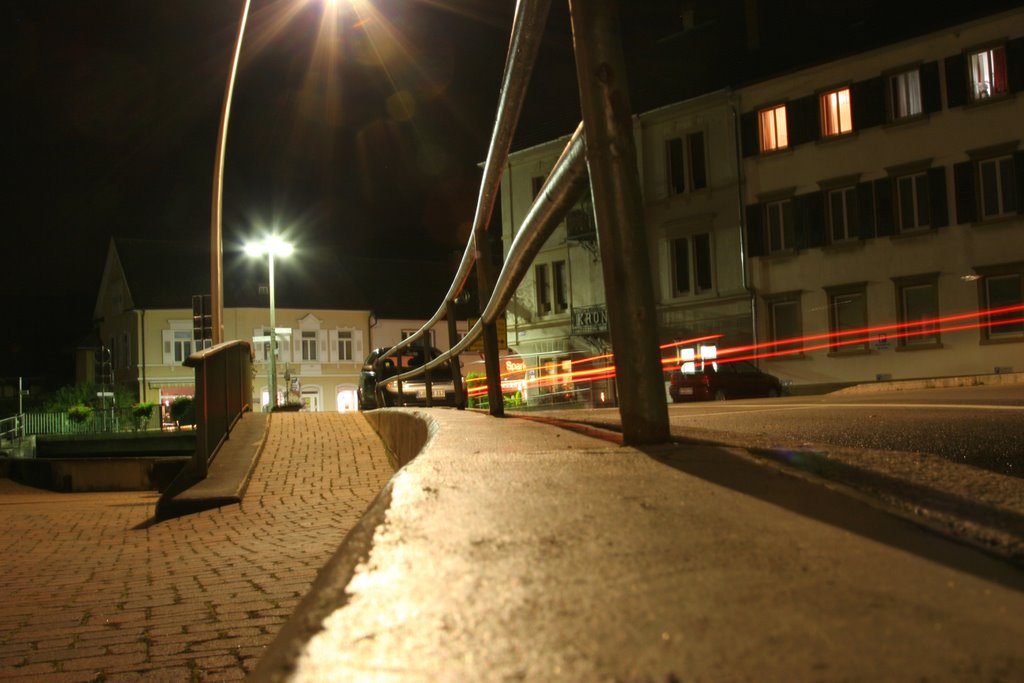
132, 402, 156, 431
169, 396, 195, 427
67, 403, 93, 423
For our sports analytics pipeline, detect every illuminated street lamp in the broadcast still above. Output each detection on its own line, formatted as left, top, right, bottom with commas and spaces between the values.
245, 236, 294, 410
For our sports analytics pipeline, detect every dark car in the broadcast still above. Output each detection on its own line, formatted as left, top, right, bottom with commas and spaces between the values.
358, 346, 460, 410
669, 360, 782, 402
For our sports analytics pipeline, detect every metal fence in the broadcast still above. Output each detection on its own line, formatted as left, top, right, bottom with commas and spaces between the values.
22, 409, 161, 435
375, 0, 669, 445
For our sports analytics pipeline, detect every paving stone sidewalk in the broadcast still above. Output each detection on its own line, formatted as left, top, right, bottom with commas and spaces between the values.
0, 413, 393, 682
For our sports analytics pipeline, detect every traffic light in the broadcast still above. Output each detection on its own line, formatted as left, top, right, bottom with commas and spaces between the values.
192, 294, 213, 350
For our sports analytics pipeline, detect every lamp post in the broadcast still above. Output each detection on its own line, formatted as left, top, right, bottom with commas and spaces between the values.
245, 236, 294, 410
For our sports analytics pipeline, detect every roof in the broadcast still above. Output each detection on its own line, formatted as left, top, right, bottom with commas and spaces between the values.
110, 238, 472, 320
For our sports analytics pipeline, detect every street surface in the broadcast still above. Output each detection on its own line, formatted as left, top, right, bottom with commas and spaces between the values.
0, 413, 393, 681
665, 385, 1023, 477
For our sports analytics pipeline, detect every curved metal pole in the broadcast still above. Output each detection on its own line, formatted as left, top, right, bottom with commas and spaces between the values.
382, 124, 587, 388
379, 0, 551, 364
210, 0, 252, 345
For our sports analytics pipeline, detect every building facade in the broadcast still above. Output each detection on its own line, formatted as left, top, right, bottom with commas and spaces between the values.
499, 8, 1023, 396
739, 8, 1024, 386
90, 239, 472, 413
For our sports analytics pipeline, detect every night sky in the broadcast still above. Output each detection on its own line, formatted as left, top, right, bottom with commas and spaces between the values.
5, 0, 1015, 391
6, 0, 535, 388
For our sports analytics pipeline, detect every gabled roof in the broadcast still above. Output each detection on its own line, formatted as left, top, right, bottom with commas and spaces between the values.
107, 237, 470, 320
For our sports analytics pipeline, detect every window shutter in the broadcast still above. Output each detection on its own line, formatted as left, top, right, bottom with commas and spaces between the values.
1015, 152, 1024, 215
1008, 38, 1024, 94
920, 61, 942, 114
161, 329, 174, 365
745, 204, 764, 257
740, 111, 759, 157
353, 330, 364, 362
851, 77, 884, 130
944, 53, 968, 108
795, 192, 825, 249
953, 161, 977, 224
927, 166, 949, 228
788, 95, 819, 147
873, 178, 895, 236
856, 182, 876, 239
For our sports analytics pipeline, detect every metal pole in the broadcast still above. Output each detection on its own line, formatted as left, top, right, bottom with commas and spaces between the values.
568, 0, 669, 445
210, 0, 252, 345
422, 332, 433, 408
446, 301, 466, 410
268, 252, 278, 410
475, 228, 505, 417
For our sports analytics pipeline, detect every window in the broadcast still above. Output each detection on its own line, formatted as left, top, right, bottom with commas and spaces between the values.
253, 327, 271, 361
666, 132, 707, 196
337, 330, 353, 362
400, 330, 435, 347
820, 87, 853, 137
535, 264, 551, 315
895, 277, 940, 348
889, 69, 922, 120
671, 234, 713, 296
301, 331, 318, 361
977, 267, 1024, 341
827, 285, 868, 353
172, 331, 193, 363
896, 171, 930, 232
979, 155, 1018, 220
552, 260, 568, 313
968, 45, 1008, 101
765, 199, 795, 252
827, 186, 857, 242
758, 105, 788, 152
766, 294, 803, 355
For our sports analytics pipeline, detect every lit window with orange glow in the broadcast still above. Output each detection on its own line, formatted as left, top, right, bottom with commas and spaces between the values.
820, 87, 853, 137
758, 105, 788, 152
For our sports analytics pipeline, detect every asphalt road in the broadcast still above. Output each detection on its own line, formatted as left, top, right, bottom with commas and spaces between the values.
665, 385, 1024, 478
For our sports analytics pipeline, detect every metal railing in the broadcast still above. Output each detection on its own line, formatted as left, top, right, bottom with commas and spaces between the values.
22, 409, 161, 435
183, 339, 253, 478
375, 0, 670, 444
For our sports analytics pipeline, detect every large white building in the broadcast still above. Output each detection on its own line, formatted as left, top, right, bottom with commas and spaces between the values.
740, 8, 1023, 386
88, 239, 474, 413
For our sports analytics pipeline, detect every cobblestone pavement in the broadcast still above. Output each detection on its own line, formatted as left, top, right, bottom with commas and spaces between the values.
0, 413, 393, 682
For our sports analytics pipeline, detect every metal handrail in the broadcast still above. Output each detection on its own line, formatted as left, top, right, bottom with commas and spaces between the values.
381, 124, 587, 385
183, 339, 254, 477
374, 0, 670, 444
378, 0, 552, 365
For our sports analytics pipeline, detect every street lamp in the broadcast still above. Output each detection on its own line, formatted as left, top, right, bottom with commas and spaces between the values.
210, 0, 343, 344
245, 236, 294, 410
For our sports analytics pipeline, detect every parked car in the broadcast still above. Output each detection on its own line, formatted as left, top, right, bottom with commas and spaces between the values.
358, 346, 460, 410
669, 360, 782, 402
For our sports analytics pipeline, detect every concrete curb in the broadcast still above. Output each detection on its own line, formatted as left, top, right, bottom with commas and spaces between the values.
831, 371, 1023, 395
